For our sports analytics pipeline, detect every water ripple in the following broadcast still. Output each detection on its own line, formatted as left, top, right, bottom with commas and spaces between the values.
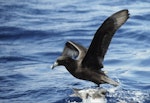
0, 0, 150, 103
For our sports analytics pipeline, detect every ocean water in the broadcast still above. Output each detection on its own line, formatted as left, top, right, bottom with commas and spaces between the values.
0, 0, 150, 103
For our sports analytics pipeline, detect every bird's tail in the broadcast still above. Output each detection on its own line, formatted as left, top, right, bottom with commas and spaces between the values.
103, 76, 119, 87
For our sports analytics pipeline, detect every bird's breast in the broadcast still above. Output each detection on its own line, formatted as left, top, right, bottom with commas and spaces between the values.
74, 68, 94, 80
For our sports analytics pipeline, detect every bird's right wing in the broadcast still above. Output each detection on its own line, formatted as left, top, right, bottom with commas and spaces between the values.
82, 9, 129, 69
62, 41, 87, 60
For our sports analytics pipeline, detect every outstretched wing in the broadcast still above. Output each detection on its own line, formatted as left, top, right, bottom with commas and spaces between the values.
62, 41, 87, 60
82, 9, 129, 69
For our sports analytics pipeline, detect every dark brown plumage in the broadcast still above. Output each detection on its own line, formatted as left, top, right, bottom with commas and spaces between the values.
51, 9, 129, 86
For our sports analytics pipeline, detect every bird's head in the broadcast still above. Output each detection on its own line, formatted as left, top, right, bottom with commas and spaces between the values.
51, 56, 74, 69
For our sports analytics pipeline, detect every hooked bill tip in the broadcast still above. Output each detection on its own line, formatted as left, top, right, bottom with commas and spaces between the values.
51, 62, 58, 69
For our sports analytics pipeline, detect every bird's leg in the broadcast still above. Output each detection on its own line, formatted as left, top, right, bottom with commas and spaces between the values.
97, 84, 100, 87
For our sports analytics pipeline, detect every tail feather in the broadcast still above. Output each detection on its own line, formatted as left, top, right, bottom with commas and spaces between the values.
103, 76, 119, 87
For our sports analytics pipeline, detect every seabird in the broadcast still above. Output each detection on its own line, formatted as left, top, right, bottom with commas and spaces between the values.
51, 9, 129, 86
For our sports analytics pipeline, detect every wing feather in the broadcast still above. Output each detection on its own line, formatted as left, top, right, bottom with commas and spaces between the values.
62, 41, 87, 60
82, 9, 129, 69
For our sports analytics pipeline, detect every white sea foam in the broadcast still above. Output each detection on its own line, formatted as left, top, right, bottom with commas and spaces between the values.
69, 88, 107, 103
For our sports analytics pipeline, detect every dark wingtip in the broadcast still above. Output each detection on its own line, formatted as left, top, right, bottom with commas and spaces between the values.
122, 9, 130, 17
111, 9, 130, 29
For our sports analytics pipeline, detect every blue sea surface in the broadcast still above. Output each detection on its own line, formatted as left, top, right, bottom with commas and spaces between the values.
0, 0, 150, 103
